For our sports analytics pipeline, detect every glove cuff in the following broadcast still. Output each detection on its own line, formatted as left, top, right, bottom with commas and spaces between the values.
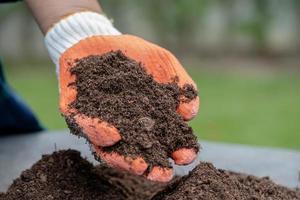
44, 11, 121, 67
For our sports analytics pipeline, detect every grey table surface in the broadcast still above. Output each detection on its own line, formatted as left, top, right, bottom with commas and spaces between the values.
0, 131, 299, 192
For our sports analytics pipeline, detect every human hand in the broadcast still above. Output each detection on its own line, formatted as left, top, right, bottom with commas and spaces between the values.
45, 12, 199, 182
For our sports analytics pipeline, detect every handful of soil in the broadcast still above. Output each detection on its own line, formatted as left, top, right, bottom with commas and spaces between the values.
67, 50, 199, 168
1, 150, 299, 200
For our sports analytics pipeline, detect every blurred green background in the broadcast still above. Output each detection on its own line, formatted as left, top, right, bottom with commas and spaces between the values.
1, 0, 299, 149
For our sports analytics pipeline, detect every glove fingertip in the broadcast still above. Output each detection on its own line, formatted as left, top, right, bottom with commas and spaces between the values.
147, 166, 173, 182
172, 148, 198, 165
177, 96, 199, 121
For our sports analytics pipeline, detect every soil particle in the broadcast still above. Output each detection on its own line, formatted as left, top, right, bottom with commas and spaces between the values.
0, 150, 165, 200
180, 84, 198, 103
152, 162, 300, 200
67, 50, 199, 168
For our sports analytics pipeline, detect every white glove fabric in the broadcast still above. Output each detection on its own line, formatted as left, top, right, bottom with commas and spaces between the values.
44, 11, 121, 67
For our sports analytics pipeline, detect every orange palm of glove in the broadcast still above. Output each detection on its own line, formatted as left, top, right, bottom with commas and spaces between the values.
59, 35, 200, 182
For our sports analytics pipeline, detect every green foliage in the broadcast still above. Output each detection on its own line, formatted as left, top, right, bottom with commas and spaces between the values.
131, 0, 208, 50
0, 3, 24, 20
188, 67, 300, 150
234, 0, 269, 49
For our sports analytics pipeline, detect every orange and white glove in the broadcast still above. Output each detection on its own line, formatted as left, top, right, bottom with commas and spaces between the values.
45, 11, 199, 182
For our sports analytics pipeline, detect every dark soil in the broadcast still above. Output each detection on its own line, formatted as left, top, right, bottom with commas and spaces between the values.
152, 162, 300, 200
67, 50, 199, 168
0, 150, 165, 200
1, 150, 299, 200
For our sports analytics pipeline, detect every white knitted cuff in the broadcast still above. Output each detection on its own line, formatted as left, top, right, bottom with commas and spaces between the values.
44, 11, 121, 67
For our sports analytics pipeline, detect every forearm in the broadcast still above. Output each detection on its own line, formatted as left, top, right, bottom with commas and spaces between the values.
25, 0, 102, 34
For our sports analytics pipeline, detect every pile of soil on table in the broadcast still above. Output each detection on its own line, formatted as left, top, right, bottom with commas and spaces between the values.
1, 150, 299, 200
152, 162, 300, 200
0, 150, 165, 200
67, 50, 199, 168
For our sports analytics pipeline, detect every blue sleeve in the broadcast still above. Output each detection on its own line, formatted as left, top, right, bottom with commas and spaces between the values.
0, 0, 22, 3
0, 61, 44, 134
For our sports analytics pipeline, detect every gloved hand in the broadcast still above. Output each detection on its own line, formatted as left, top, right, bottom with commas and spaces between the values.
45, 12, 199, 182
